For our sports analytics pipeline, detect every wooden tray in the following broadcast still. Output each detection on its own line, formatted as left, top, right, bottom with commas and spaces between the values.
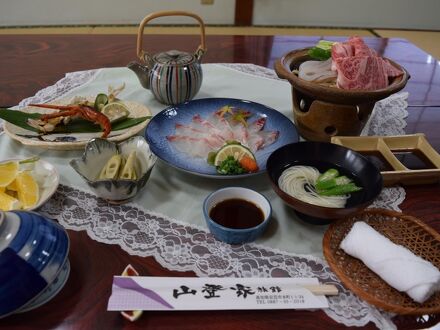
331, 133, 440, 186
323, 209, 440, 315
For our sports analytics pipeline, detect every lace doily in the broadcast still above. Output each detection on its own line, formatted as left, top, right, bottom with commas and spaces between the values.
39, 184, 402, 329
22, 64, 409, 329
17, 69, 100, 108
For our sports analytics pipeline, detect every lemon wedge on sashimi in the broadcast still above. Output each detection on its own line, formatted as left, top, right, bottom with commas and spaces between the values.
0, 161, 19, 187
0, 190, 21, 211
15, 171, 39, 209
214, 143, 255, 167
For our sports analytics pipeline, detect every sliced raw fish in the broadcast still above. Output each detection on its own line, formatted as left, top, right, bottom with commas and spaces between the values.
230, 123, 249, 146
174, 123, 209, 139
166, 110, 280, 159
209, 112, 235, 139
167, 135, 225, 158
192, 114, 219, 132
257, 130, 280, 149
247, 134, 264, 152
248, 116, 266, 133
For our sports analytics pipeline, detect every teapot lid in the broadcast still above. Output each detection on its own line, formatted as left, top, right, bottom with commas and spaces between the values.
153, 50, 196, 66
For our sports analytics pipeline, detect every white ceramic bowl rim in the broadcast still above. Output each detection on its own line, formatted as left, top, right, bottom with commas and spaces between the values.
203, 187, 272, 233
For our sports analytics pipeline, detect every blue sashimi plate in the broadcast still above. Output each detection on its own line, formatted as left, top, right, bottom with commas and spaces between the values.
145, 98, 299, 178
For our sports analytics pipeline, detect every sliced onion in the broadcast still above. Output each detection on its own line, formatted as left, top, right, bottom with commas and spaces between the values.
298, 58, 337, 83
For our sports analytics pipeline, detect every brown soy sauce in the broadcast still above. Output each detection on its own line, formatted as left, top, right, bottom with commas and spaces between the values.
209, 199, 264, 229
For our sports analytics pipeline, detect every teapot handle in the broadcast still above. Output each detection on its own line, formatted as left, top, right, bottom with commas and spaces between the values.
136, 11, 207, 66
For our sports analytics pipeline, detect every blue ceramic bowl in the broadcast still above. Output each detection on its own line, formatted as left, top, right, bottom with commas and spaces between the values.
203, 187, 272, 244
0, 211, 69, 318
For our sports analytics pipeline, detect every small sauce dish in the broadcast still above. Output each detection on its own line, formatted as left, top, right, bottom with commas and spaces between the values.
203, 187, 271, 244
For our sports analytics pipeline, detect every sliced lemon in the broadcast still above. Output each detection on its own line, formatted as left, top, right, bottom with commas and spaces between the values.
15, 171, 39, 209
101, 102, 130, 124
7, 179, 17, 191
0, 190, 21, 211
214, 143, 255, 167
0, 161, 19, 187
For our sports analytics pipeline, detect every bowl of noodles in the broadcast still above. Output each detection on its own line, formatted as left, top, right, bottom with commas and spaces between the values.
266, 141, 383, 225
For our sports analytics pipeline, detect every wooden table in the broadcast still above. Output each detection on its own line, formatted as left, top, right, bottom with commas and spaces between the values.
1, 34, 439, 329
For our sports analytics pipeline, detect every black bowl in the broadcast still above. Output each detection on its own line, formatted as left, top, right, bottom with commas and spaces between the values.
266, 141, 383, 225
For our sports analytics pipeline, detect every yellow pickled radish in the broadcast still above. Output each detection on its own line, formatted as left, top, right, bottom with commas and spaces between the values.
15, 171, 39, 209
0, 161, 19, 187
0, 190, 21, 211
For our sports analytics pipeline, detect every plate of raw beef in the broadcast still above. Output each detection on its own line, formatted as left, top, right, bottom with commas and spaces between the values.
145, 98, 299, 178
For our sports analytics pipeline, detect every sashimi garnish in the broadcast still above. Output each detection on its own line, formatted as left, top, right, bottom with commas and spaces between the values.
230, 109, 252, 126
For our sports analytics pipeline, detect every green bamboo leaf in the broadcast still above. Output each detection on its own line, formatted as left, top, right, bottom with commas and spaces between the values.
0, 108, 150, 134
112, 117, 151, 130
0, 109, 41, 132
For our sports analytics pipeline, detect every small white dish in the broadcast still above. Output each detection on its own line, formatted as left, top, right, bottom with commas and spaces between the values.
0, 158, 59, 211
30, 159, 60, 210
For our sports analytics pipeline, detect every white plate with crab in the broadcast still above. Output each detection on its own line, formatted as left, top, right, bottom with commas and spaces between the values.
3, 98, 152, 150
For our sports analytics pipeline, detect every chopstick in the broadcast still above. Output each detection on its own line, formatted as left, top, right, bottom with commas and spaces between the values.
408, 104, 440, 107
302, 284, 339, 296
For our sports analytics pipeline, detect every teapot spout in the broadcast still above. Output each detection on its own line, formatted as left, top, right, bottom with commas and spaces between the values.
127, 62, 150, 90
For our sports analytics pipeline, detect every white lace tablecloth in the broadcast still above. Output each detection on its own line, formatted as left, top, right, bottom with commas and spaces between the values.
2, 64, 410, 329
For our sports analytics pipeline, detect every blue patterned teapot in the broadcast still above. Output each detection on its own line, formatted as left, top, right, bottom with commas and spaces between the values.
128, 11, 206, 105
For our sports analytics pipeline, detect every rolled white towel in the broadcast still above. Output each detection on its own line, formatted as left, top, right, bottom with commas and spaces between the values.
340, 221, 440, 303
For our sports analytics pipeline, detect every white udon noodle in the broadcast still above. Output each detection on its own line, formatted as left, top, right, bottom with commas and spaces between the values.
278, 165, 348, 208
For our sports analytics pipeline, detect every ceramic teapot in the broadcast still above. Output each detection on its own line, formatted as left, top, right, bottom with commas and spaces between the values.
128, 11, 207, 105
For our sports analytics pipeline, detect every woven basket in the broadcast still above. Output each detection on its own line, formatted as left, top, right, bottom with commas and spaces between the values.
323, 208, 440, 315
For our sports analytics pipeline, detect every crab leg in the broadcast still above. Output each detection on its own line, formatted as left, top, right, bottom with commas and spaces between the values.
29, 104, 77, 111
28, 103, 112, 138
